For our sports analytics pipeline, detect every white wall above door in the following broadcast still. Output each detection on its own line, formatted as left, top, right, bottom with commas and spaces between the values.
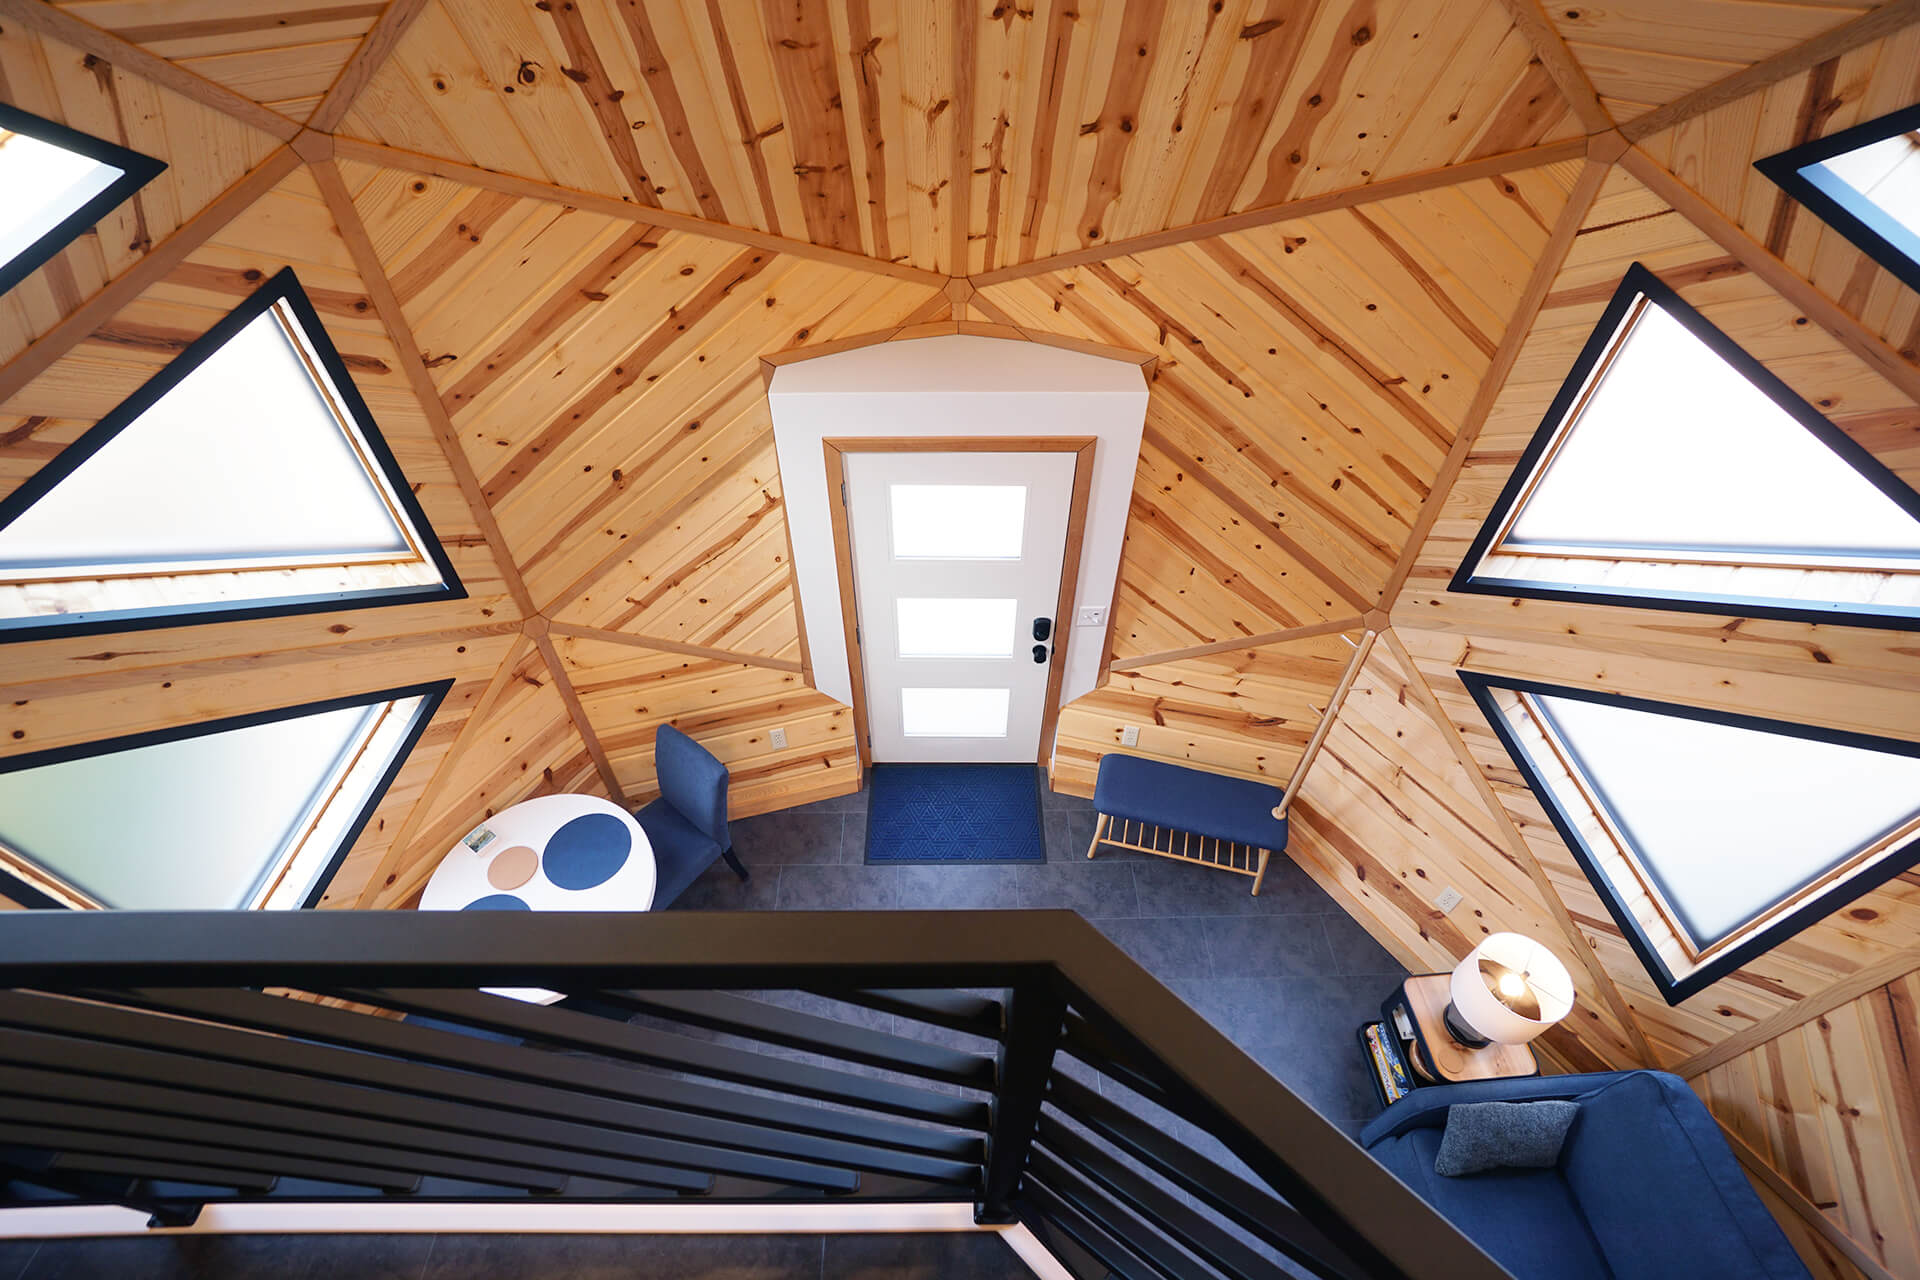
770, 336, 1149, 712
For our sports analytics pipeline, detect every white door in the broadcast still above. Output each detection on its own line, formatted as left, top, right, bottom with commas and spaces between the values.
842, 449, 1078, 763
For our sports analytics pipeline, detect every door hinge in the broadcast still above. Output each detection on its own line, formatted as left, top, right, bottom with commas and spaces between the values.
840, 480, 848, 507
854, 623, 861, 646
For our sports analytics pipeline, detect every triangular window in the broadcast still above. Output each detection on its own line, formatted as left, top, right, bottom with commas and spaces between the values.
1453, 264, 1920, 628
0, 103, 165, 297
0, 681, 448, 910
1757, 103, 1920, 295
1468, 671, 1920, 1002
0, 269, 462, 640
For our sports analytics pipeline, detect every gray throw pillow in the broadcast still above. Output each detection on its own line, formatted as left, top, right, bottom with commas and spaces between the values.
1433, 1100, 1580, 1177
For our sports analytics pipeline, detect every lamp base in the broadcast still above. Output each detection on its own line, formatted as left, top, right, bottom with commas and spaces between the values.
1442, 999, 1493, 1048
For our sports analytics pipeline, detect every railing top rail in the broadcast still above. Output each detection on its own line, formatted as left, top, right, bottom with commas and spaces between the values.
0, 908, 1508, 1279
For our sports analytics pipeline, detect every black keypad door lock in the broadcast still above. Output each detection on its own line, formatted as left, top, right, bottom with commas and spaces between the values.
1032, 616, 1052, 642
1032, 644, 1048, 664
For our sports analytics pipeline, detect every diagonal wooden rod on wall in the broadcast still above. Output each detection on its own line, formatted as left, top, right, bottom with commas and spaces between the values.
307, 0, 430, 134
1378, 628, 1658, 1068
529, 620, 627, 807
1110, 616, 1369, 674
1621, 147, 1920, 406
548, 622, 803, 674
1375, 153, 1615, 613
1275, 629, 1377, 819
351, 634, 534, 908
308, 158, 539, 620
1492, 0, 1613, 134
0, 148, 301, 407
1621, 0, 1920, 142
0, 0, 301, 140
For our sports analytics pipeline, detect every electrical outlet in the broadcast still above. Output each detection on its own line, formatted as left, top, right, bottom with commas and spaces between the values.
1435, 886, 1463, 914
769, 727, 788, 750
1120, 725, 1140, 748
1076, 606, 1107, 627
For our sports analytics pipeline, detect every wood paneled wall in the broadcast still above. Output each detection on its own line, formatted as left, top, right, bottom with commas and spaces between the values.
3, 1, 1918, 1262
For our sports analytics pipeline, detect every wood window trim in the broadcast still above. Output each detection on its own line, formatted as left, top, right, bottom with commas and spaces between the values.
0, 269, 464, 643
1452, 263, 1920, 631
0, 681, 449, 912
1464, 669, 1920, 1004
822, 436, 1098, 772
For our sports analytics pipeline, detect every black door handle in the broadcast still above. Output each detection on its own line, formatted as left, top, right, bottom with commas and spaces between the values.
1032, 617, 1052, 642
1032, 644, 1048, 664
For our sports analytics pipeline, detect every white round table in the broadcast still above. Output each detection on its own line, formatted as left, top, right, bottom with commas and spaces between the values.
419, 794, 655, 1003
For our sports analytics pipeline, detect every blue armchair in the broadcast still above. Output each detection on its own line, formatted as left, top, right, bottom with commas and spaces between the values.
1361, 1070, 1807, 1279
633, 724, 747, 909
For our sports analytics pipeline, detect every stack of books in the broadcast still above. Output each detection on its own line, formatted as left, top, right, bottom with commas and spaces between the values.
1363, 1020, 1412, 1106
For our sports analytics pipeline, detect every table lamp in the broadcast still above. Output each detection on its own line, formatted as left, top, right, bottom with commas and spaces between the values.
1442, 932, 1574, 1048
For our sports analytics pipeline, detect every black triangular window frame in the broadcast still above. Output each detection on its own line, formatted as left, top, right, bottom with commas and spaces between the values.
1756, 102, 1920, 296
1465, 670, 1920, 1003
1451, 262, 1920, 630
0, 267, 465, 642
0, 102, 167, 297
0, 678, 451, 911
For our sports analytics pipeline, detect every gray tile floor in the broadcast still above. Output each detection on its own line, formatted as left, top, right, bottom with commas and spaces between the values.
679, 772, 1408, 1138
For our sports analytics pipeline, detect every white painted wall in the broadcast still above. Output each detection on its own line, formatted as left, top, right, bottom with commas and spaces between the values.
770, 336, 1149, 714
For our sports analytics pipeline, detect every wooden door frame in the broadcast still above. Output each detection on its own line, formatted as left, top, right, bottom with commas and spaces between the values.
823, 436, 1098, 772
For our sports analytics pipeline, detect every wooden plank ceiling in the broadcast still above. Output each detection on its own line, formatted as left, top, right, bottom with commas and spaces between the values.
1, 2, 1917, 1266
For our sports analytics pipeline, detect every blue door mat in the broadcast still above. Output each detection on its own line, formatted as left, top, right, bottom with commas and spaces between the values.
864, 764, 1046, 864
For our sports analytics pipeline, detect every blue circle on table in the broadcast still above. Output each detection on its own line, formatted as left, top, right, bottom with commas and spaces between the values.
462, 893, 531, 911
543, 813, 631, 890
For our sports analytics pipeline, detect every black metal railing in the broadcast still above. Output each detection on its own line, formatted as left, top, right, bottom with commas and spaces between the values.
0, 910, 1507, 1279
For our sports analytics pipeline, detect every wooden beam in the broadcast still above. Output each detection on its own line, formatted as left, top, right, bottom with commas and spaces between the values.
1621, 0, 1920, 143
0, 147, 301, 407
1677, 949, 1920, 1080
1377, 157, 1612, 613
1717, 1118, 1899, 1280
967, 137, 1587, 285
532, 629, 627, 807
1621, 147, 1920, 406
307, 0, 429, 134
1277, 629, 1376, 818
350, 634, 533, 907
0, 0, 300, 141
1379, 627, 1659, 1068
546, 621, 803, 673
1109, 615, 1369, 672
331, 137, 947, 287
949, 0, 974, 276
1492, 0, 1613, 134
309, 158, 538, 620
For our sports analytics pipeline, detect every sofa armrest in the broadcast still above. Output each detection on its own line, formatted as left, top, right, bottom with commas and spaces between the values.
1360, 1071, 1632, 1148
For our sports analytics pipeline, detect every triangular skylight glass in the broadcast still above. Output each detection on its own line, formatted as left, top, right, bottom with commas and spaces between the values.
1758, 103, 1920, 295
1468, 672, 1920, 1002
0, 103, 166, 297
1454, 263, 1920, 628
0, 269, 461, 640
0, 682, 447, 910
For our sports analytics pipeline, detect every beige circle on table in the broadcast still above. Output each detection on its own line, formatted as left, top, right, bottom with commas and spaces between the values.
486, 845, 540, 891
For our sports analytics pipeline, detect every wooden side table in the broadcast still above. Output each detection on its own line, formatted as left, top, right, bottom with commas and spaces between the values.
1382, 973, 1539, 1085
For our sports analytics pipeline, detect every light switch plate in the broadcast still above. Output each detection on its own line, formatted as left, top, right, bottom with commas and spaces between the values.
1120, 725, 1140, 747
769, 727, 788, 750
1435, 886, 1463, 914
1076, 606, 1107, 627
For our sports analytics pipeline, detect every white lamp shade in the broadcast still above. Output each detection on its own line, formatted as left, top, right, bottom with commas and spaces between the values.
1449, 932, 1575, 1045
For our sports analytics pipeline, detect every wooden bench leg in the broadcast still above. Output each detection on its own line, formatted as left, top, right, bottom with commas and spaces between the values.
1251, 846, 1271, 896
1087, 813, 1108, 860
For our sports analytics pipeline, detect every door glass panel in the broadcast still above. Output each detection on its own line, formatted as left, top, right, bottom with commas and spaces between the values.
896, 597, 1017, 658
889, 484, 1026, 559
901, 687, 1011, 738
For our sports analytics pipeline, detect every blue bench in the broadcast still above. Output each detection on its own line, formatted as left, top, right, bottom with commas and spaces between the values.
1089, 753, 1289, 895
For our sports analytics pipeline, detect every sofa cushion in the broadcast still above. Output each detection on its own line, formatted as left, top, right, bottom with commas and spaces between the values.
1434, 1100, 1580, 1176
634, 797, 721, 909
1560, 1072, 1807, 1279
1370, 1125, 1611, 1280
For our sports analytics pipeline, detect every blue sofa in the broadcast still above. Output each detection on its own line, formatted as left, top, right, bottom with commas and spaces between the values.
1361, 1071, 1808, 1279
